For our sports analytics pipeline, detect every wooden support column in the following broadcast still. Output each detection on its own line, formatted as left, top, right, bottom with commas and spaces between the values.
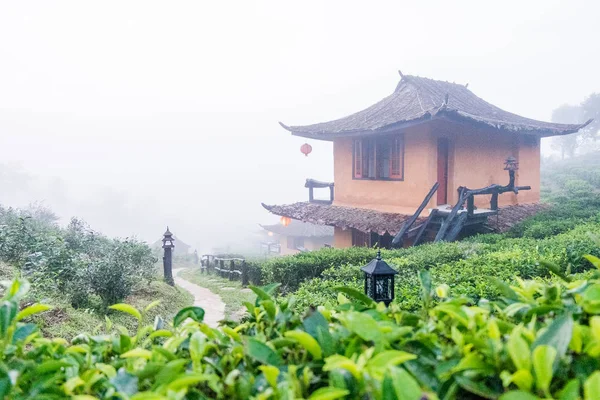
241, 260, 249, 287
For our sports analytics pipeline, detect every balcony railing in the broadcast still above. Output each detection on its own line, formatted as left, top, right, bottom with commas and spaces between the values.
305, 179, 334, 204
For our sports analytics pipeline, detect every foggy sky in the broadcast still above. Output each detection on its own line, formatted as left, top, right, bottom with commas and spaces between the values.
1, 1, 599, 253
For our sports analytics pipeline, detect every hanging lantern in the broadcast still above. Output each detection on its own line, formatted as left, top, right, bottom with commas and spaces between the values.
280, 216, 291, 227
300, 143, 313, 157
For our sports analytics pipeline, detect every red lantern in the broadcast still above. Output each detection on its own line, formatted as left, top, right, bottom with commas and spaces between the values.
300, 143, 312, 157
280, 216, 291, 227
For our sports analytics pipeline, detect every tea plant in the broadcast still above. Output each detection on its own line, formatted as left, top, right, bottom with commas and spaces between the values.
4, 255, 600, 398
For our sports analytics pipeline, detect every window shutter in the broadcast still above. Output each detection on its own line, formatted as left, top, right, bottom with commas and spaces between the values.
354, 140, 363, 178
390, 134, 404, 179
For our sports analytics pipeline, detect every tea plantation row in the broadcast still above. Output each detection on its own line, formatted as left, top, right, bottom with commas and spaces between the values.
5, 254, 600, 399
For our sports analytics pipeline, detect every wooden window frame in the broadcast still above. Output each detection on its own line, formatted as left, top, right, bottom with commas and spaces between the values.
352, 134, 404, 181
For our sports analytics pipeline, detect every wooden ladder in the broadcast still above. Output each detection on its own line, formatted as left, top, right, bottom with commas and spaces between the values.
392, 182, 439, 247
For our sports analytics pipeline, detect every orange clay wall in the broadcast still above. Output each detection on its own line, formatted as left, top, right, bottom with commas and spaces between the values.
333, 227, 353, 248
333, 124, 437, 214
332, 120, 541, 215
439, 120, 541, 207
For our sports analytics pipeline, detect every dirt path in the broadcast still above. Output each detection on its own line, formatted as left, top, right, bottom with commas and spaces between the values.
173, 268, 225, 327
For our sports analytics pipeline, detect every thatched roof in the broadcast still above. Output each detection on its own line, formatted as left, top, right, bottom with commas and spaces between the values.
262, 202, 419, 235
260, 220, 334, 238
280, 74, 592, 140
262, 201, 547, 235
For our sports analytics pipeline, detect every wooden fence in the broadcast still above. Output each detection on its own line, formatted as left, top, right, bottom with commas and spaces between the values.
200, 255, 250, 286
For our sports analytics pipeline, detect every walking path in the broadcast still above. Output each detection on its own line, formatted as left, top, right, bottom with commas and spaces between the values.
173, 268, 225, 328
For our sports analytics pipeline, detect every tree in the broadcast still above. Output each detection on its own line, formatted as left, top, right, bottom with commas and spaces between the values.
580, 93, 600, 140
551, 104, 583, 159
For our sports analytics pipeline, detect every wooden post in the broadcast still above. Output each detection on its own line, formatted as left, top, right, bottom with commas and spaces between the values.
467, 195, 474, 217
490, 192, 499, 210
219, 259, 225, 278
229, 260, 235, 281
241, 260, 249, 287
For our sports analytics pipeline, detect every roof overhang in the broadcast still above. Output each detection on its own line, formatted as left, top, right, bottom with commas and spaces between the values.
280, 113, 593, 141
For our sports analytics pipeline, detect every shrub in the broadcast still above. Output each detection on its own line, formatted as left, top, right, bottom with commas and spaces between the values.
6, 254, 600, 398
0, 206, 156, 308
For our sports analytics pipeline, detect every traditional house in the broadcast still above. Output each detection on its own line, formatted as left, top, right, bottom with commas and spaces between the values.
263, 73, 591, 248
259, 220, 334, 256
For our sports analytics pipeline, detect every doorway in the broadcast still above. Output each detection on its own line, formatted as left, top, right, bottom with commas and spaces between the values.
437, 138, 449, 205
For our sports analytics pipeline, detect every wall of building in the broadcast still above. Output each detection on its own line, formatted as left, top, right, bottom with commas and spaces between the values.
333, 227, 353, 249
333, 124, 437, 214
332, 119, 541, 214
437, 120, 540, 207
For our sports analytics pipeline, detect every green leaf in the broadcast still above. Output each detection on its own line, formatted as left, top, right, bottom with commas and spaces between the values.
387, 367, 422, 400
173, 306, 205, 327
532, 345, 556, 395
532, 312, 573, 371
110, 368, 139, 396
541, 260, 572, 282
15, 303, 51, 321
323, 355, 361, 379
258, 365, 279, 388
284, 330, 323, 360
0, 301, 17, 335
109, 304, 142, 321
144, 300, 161, 314
245, 337, 282, 366
584, 254, 600, 269
499, 391, 541, 400
308, 387, 350, 400
508, 332, 531, 371
261, 300, 277, 320
13, 323, 37, 343
167, 374, 206, 391
455, 375, 501, 400
585, 371, 600, 400
558, 379, 580, 400
36, 360, 72, 374
367, 350, 416, 371
303, 311, 335, 356
488, 277, 520, 301
121, 349, 153, 359
333, 287, 376, 307
339, 311, 382, 342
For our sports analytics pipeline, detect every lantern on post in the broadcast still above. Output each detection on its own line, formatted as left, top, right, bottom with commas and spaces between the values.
162, 227, 175, 286
504, 156, 519, 171
300, 143, 312, 157
360, 249, 398, 306
504, 156, 519, 190
280, 216, 291, 227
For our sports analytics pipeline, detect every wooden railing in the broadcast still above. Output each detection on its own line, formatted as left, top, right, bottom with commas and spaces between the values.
305, 179, 334, 204
200, 255, 249, 286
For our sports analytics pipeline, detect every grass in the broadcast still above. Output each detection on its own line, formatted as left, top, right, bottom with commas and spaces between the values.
179, 268, 256, 320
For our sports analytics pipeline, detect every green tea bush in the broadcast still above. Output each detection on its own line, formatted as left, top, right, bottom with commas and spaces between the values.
6, 254, 600, 399
291, 224, 600, 312
0, 205, 156, 308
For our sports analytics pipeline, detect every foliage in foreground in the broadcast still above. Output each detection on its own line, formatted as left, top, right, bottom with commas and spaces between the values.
5, 256, 600, 399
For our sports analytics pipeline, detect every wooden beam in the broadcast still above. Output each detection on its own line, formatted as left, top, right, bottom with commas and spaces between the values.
444, 212, 469, 242
413, 208, 439, 246
392, 182, 439, 247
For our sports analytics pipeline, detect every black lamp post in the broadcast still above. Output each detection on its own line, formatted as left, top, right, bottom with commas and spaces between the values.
162, 227, 175, 286
360, 249, 398, 306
